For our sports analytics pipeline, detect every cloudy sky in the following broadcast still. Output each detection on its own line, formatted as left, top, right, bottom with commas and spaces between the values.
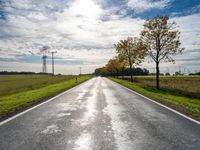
0, 0, 200, 74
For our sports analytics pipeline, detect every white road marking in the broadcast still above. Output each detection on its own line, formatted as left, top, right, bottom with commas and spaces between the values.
107, 78, 200, 125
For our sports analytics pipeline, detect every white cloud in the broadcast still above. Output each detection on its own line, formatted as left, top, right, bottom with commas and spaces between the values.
171, 14, 200, 69
172, 14, 200, 50
0, 0, 145, 74
127, 0, 170, 13
69, 0, 102, 21
0, 0, 199, 74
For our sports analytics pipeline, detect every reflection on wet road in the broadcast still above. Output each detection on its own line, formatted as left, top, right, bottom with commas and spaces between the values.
0, 77, 200, 150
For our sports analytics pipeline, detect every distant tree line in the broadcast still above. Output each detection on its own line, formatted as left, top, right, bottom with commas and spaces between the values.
94, 67, 149, 77
189, 72, 200, 75
0, 71, 51, 75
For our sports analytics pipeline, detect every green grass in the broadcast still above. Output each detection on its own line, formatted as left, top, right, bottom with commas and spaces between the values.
0, 75, 75, 97
120, 76, 200, 99
0, 75, 92, 119
110, 77, 200, 121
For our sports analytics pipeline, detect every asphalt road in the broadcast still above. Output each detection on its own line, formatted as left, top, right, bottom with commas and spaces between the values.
0, 77, 200, 150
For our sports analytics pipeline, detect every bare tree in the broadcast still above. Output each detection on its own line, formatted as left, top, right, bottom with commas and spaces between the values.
140, 16, 184, 89
114, 37, 146, 82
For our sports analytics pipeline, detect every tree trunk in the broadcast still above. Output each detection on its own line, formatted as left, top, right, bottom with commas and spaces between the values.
130, 66, 133, 82
122, 69, 124, 80
156, 61, 160, 89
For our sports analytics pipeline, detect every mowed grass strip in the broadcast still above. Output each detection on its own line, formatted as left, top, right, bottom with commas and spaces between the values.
0, 76, 92, 119
110, 77, 200, 121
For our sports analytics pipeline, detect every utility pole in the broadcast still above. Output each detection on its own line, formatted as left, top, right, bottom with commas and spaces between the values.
49, 51, 57, 76
166, 67, 170, 74
179, 66, 181, 74
79, 67, 82, 76
40, 46, 50, 73
187, 69, 191, 75
42, 55, 47, 73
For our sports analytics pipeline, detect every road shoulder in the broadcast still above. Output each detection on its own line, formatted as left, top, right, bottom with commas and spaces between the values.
108, 77, 200, 123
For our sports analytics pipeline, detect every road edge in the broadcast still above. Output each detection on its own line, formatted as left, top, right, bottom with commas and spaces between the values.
107, 78, 200, 125
0, 78, 94, 126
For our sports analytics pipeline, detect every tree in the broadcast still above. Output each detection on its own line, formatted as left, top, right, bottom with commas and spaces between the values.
105, 59, 117, 77
165, 72, 170, 76
114, 37, 146, 82
140, 16, 184, 89
112, 56, 127, 77
105, 57, 126, 78
94, 68, 103, 76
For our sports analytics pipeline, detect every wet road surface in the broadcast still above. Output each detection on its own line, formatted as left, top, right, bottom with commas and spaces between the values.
0, 77, 200, 150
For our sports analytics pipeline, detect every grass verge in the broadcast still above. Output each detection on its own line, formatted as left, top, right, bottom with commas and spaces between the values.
0, 75, 75, 97
119, 75, 200, 99
0, 76, 92, 120
109, 77, 200, 121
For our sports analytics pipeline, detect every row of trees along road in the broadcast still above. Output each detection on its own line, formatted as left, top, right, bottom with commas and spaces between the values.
96, 16, 184, 89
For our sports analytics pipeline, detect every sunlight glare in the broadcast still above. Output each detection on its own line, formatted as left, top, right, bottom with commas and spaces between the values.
70, 0, 102, 20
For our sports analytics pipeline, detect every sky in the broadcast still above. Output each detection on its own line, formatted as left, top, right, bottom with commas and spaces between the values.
0, 0, 200, 75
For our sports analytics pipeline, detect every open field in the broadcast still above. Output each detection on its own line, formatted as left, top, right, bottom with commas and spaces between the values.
120, 76, 200, 99
0, 75, 74, 96
110, 77, 200, 121
0, 75, 92, 119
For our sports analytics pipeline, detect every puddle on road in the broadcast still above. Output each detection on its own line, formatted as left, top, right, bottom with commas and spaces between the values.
75, 80, 100, 126
103, 89, 135, 150
75, 91, 87, 101
79, 92, 97, 126
73, 131, 93, 150
57, 103, 78, 112
41, 124, 61, 134
56, 90, 88, 114
57, 112, 71, 118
